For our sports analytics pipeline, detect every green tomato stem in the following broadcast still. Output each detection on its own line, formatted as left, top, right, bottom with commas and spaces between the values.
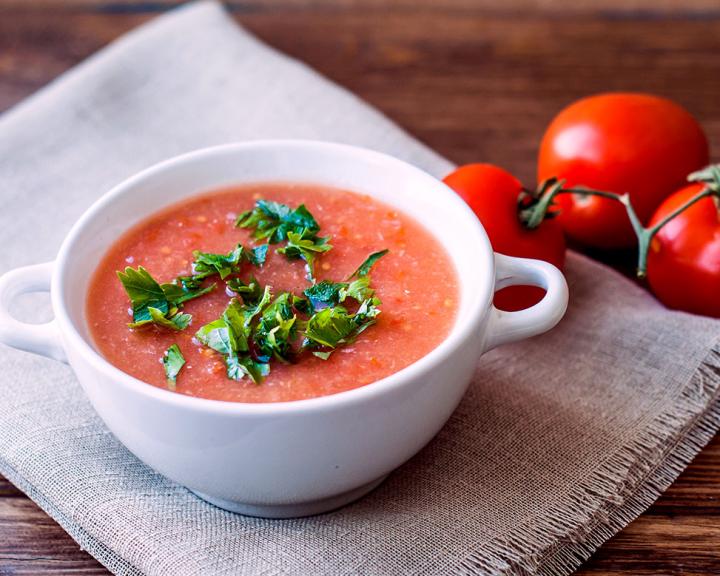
521, 165, 720, 278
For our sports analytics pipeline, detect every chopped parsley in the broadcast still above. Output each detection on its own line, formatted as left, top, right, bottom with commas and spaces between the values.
190, 248, 387, 381
179, 242, 266, 288
301, 280, 344, 311
300, 249, 388, 312
117, 266, 212, 330
254, 293, 298, 364
160, 281, 216, 306
117, 266, 168, 320
236, 200, 320, 243
242, 285, 274, 327
350, 249, 389, 279
302, 298, 381, 359
236, 200, 332, 282
117, 200, 389, 385
247, 244, 269, 267
191, 244, 245, 280
195, 298, 270, 383
226, 276, 263, 304
162, 344, 185, 390
131, 307, 192, 331
277, 229, 332, 282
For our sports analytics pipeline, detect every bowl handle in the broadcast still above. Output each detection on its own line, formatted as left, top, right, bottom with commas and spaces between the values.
483, 253, 569, 352
0, 261, 67, 363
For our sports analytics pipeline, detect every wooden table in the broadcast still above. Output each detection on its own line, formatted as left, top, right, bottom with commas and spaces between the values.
0, 1, 719, 574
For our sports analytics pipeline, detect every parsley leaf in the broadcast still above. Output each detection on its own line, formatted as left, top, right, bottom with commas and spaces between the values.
226, 276, 263, 304
118, 266, 207, 329
243, 286, 273, 327
191, 244, 245, 280
236, 201, 320, 243
349, 249, 389, 279
236, 200, 331, 283
227, 355, 270, 382
196, 299, 251, 355
303, 298, 381, 357
117, 266, 169, 322
303, 280, 344, 311
162, 344, 185, 390
341, 276, 375, 303
195, 298, 269, 383
300, 250, 388, 312
196, 319, 234, 354
254, 293, 297, 363
248, 244, 269, 267
129, 307, 192, 331
303, 306, 356, 348
177, 243, 265, 291
175, 275, 206, 291
302, 276, 374, 311
160, 281, 216, 306
277, 229, 332, 282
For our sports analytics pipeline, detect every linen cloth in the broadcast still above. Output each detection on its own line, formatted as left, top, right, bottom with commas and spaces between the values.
1, 2, 719, 575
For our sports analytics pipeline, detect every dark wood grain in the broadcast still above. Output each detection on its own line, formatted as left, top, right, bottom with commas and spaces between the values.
0, 1, 719, 574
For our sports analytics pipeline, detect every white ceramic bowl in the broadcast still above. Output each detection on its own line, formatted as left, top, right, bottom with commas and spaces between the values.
0, 141, 568, 518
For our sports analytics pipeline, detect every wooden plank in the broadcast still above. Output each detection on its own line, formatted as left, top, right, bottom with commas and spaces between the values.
0, 1, 719, 574
0, 488, 107, 575
2, 0, 720, 14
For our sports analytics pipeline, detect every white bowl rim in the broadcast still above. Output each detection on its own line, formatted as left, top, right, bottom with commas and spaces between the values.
52, 140, 493, 416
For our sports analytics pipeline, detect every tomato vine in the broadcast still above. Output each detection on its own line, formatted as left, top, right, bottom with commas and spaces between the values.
519, 165, 720, 277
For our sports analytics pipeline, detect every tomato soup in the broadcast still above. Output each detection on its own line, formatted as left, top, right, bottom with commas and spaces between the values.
87, 183, 458, 403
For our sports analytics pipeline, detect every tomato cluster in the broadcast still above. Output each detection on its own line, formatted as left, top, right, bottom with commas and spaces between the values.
443, 93, 718, 317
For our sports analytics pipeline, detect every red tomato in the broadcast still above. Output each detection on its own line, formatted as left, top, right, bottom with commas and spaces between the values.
443, 163, 566, 311
647, 183, 720, 317
538, 93, 709, 248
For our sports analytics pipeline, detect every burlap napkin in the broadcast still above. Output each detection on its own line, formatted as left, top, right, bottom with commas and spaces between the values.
1, 2, 718, 575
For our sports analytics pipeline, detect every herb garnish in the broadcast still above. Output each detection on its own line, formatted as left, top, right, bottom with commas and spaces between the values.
136, 308, 192, 331
350, 249, 389, 278
298, 250, 387, 358
236, 200, 320, 242
117, 266, 212, 330
247, 244, 269, 267
195, 298, 270, 383
162, 344, 185, 390
178, 242, 266, 289
190, 248, 387, 382
253, 293, 298, 364
277, 229, 332, 282
160, 281, 216, 306
117, 200, 389, 386
300, 249, 388, 312
302, 298, 381, 359
236, 200, 332, 282
226, 276, 263, 304
191, 244, 245, 280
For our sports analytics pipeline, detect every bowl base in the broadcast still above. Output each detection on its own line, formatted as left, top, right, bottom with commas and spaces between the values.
191, 474, 388, 519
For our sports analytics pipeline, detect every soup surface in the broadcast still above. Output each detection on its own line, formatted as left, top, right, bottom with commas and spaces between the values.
87, 183, 458, 402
